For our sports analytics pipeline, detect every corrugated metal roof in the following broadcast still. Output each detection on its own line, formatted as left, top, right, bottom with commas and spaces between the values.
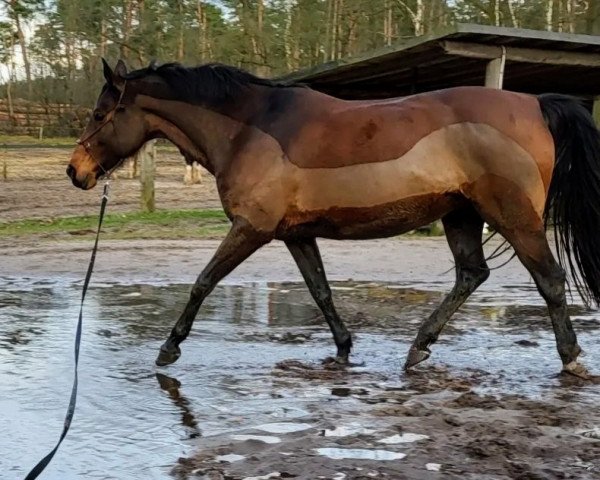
279, 24, 600, 99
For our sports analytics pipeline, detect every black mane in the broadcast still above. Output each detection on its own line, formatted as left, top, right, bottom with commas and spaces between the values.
124, 62, 296, 104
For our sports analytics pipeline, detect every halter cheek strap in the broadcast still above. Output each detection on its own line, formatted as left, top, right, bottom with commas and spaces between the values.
76, 81, 128, 177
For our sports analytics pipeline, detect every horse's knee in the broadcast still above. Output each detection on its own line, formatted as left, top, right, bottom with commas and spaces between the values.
191, 279, 212, 300
458, 264, 489, 291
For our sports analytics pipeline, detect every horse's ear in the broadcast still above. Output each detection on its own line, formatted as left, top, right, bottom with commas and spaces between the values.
113, 59, 128, 89
102, 58, 113, 85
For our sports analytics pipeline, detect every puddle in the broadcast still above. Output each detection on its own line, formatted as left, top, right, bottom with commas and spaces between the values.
315, 448, 407, 461
378, 433, 429, 444
1, 280, 600, 479
323, 425, 376, 437
253, 422, 313, 434
215, 453, 245, 463
244, 473, 283, 480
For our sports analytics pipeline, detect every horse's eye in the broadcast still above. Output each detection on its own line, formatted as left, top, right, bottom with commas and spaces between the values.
94, 111, 104, 122
116, 105, 126, 113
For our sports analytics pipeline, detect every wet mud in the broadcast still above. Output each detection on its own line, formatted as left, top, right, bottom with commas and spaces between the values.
2, 273, 600, 479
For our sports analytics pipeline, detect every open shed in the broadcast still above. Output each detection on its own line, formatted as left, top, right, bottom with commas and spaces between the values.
280, 23, 600, 106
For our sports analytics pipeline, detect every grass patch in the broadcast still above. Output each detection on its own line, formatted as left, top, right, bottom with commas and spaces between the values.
0, 209, 230, 240
0, 134, 181, 152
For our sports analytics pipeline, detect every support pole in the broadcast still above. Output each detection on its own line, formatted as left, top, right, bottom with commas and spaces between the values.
484, 46, 506, 89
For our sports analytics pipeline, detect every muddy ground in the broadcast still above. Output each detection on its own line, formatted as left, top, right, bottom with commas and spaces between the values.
2, 147, 600, 480
3, 238, 600, 480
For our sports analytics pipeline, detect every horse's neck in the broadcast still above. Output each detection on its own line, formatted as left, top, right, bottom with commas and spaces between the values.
138, 95, 246, 175
145, 113, 214, 174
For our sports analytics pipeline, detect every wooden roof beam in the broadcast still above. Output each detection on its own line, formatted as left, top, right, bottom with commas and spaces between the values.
441, 40, 600, 67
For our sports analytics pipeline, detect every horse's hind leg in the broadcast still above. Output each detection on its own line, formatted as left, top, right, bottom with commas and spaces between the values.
405, 207, 490, 370
499, 228, 586, 377
286, 238, 353, 363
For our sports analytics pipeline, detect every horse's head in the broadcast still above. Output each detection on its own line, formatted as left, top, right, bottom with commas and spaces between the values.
67, 59, 147, 190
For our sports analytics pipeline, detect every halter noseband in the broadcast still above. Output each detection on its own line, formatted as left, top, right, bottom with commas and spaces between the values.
76, 81, 128, 176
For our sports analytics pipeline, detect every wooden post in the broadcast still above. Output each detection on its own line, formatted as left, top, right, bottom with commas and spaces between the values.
139, 140, 156, 213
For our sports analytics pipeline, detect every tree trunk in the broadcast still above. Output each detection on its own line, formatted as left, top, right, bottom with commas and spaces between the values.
6, 30, 15, 123
100, 19, 107, 58
336, 0, 344, 60
415, 0, 424, 35
255, 0, 269, 76
506, 0, 518, 28
493, 0, 500, 26
384, 0, 393, 46
546, 0, 554, 31
325, 0, 332, 61
284, 4, 294, 70
177, 0, 185, 61
565, 0, 574, 33
121, 0, 134, 60
586, 0, 600, 34
11, 2, 32, 102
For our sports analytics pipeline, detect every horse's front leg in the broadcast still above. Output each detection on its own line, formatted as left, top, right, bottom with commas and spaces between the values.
156, 218, 270, 366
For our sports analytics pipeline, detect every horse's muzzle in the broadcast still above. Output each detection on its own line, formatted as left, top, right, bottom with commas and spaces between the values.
66, 164, 97, 190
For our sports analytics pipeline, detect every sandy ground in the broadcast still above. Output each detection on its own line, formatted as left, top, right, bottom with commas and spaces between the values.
1, 236, 532, 289
0, 146, 220, 220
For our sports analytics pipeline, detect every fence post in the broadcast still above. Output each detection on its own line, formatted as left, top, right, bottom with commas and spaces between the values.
139, 140, 156, 213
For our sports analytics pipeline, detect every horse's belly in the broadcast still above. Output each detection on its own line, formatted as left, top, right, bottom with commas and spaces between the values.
276, 192, 464, 240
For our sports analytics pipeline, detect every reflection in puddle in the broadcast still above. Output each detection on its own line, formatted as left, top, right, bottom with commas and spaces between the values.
156, 373, 201, 439
1, 280, 600, 479
315, 448, 407, 461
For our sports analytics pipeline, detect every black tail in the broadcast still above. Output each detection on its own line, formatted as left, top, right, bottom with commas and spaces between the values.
539, 94, 600, 307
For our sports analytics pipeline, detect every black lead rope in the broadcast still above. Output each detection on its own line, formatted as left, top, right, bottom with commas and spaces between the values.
24, 182, 110, 480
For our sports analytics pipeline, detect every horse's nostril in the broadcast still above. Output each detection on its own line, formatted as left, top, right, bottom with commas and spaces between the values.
66, 165, 75, 179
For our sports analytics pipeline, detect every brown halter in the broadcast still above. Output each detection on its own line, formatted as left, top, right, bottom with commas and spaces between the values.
76, 81, 128, 176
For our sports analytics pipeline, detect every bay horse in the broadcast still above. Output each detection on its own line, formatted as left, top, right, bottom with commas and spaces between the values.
68, 59, 600, 379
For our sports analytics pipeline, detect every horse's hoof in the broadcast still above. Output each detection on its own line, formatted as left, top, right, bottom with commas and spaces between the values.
561, 361, 590, 380
156, 343, 181, 366
322, 355, 348, 366
404, 347, 430, 370
321, 355, 365, 369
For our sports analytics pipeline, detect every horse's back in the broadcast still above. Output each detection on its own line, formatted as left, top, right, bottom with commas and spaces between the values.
284, 87, 550, 172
